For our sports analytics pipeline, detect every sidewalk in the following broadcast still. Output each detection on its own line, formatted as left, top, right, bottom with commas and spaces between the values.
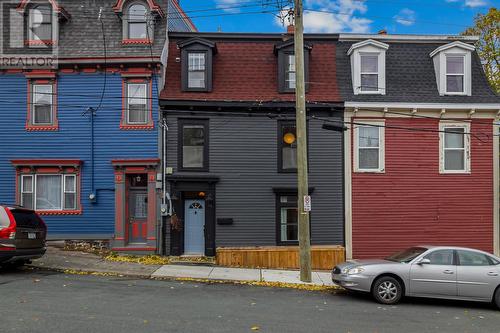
30, 247, 336, 287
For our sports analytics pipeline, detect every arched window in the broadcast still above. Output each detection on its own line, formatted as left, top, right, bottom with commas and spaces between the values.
127, 3, 148, 39
28, 5, 52, 41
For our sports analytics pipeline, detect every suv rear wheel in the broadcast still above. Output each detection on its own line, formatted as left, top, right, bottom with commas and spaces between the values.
372, 276, 403, 305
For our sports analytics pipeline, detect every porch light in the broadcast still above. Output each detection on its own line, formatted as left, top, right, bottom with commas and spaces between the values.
283, 132, 296, 144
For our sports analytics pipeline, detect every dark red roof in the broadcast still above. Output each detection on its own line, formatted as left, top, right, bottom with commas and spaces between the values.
161, 37, 341, 103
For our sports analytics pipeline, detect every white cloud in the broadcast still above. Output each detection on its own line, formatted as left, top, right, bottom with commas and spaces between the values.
215, 0, 252, 13
275, 0, 372, 33
444, 0, 488, 7
393, 8, 416, 26
465, 0, 488, 7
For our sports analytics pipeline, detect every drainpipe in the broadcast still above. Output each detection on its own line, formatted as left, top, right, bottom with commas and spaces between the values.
83, 107, 97, 203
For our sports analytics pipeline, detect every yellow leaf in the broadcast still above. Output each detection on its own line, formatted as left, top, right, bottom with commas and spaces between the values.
251, 326, 260, 331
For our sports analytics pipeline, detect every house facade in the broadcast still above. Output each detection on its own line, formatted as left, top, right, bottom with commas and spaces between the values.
337, 34, 500, 259
0, 0, 194, 253
160, 32, 345, 261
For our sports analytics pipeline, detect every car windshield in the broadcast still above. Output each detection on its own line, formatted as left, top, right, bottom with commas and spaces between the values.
385, 247, 428, 263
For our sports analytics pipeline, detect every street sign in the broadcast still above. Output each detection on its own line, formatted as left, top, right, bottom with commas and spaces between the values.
303, 195, 311, 212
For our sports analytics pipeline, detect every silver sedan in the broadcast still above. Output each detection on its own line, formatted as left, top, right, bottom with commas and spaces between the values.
332, 246, 500, 308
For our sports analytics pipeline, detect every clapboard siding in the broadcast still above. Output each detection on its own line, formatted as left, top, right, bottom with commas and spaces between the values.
166, 113, 344, 247
351, 118, 494, 258
0, 73, 158, 238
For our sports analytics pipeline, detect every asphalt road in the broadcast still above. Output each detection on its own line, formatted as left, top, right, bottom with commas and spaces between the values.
1, 267, 499, 333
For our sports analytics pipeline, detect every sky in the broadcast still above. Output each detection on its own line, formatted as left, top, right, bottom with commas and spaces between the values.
177, 0, 497, 35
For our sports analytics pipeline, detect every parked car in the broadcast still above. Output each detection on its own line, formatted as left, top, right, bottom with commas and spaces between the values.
332, 246, 500, 309
0, 204, 47, 268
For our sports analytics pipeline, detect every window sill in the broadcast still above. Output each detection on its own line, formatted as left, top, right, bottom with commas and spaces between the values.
122, 39, 152, 45
24, 40, 56, 46
119, 124, 154, 130
37, 210, 82, 216
26, 124, 59, 131
354, 169, 385, 173
439, 170, 471, 175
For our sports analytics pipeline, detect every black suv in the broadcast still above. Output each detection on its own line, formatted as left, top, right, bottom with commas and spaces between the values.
0, 205, 47, 267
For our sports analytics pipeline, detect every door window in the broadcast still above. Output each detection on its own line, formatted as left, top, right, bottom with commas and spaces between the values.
423, 250, 454, 265
457, 250, 494, 266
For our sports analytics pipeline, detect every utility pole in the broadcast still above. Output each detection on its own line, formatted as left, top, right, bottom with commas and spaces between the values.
293, 0, 312, 283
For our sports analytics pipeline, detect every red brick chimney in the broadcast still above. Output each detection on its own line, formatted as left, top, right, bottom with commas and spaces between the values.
287, 24, 295, 34
378, 29, 388, 35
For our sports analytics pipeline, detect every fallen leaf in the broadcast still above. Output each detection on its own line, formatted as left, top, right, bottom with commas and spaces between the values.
33, 279, 40, 283
251, 326, 260, 331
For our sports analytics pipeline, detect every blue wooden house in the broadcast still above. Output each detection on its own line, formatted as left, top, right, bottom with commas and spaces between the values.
0, 0, 195, 253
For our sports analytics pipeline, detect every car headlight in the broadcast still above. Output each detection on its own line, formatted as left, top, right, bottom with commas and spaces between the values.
344, 267, 365, 275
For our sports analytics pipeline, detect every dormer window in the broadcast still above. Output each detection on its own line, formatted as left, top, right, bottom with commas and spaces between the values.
122, 2, 154, 43
446, 55, 465, 94
360, 53, 379, 92
128, 4, 147, 39
188, 52, 206, 89
274, 40, 312, 93
28, 5, 52, 42
430, 41, 474, 96
347, 39, 389, 95
178, 37, 217, 92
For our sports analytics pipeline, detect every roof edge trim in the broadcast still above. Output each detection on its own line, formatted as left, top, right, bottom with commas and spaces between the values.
347, 39, 389, 55
429, 41, 476, 58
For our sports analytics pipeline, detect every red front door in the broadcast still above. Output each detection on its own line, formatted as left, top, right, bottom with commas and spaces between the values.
127, 174, 148, 244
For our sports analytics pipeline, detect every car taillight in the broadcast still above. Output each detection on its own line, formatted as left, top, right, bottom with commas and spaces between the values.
0, 208, 16, 239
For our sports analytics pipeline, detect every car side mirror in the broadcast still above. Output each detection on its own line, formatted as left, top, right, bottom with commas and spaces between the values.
418, 258, 431, 265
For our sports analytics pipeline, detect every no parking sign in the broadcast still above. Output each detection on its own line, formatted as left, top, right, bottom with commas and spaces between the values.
303, 195, 311, 212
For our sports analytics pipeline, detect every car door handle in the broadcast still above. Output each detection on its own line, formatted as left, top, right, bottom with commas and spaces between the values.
443, 270, 454, 274
487, 272, 499, 277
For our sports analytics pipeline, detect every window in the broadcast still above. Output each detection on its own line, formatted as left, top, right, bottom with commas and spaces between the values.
127, 83, 147, 124
277, 195, 298, 243
354, 122, 385, 172
285, 54, 296, 89
179, 38, 216, 92
439, 123, 470, 173
360, 54, 379, 92
446, 55, 465, 93
121, 79, 153, 129
278, 122, 297, 172
32, 84, 53, 124
457, 250, 495, 266
423, 250, 454, 265
275, 41, 311, 93
347, 39, 388, 95
179, 119, 209, 171
27, 80, 57, 131
28, 5, 52, 42
20, 174, 78, 211
429, 42, 474, 96
188, 52, 206, 89
128, 4, 147, 39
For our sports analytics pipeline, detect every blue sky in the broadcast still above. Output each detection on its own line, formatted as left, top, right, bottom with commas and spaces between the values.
178, 0, 496, 35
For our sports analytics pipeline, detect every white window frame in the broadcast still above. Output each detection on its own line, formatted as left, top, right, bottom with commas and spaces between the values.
63, 174, 77, 210
353, 120, 385, 173
32, 83, 54, 125
359, 52, 380, 93
445, 54, 466, 95
430, 42, 474, 96
347, 39, 388, 96
27, 173, 78, 211
126, 82, 148, 125
28, 5, 53, 41
285, 54, 296, 90
187, 52, 207, 89
21, 175, 34, 208
439, 122, 471, 174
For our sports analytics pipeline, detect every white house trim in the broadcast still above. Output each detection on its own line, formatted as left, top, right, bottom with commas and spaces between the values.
347, 39, 390, 56
340, 34, 479, 43
438, 121, 471, 174
353, 119, 386, 173
429, 41, 475, 58
344, 113, 353, 260
344, 102, 499, 110
494, 121, 500, 256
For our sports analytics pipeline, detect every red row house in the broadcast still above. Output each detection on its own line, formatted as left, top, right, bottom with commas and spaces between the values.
337, 34, 500, 259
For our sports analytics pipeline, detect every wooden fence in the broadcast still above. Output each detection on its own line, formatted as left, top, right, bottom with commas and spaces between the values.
216, 245, 345, 271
